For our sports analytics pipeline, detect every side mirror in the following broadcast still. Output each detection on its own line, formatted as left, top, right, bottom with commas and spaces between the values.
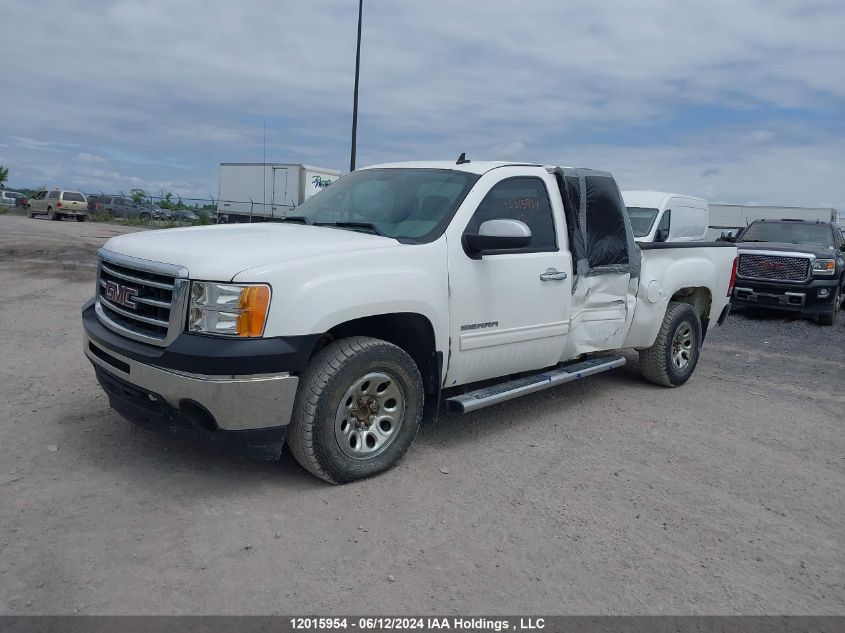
463, 219, 531, 257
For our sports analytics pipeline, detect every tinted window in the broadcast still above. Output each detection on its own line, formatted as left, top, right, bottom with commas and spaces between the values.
47, 191, 60, 200
466, 177, 556, 251
62, 192, 85, 202
584, 175, 629, 267
627, 207, 660, 238
739, 222, 834, 248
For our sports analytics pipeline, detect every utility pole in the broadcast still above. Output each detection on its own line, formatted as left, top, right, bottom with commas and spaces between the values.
349, 0, 363, 172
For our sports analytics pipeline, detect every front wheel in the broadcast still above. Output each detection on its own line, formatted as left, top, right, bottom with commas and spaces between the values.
287, 336, 424, 483
139, 212, 151, 223
817, 288, 840, 326
639, 301, 703, 387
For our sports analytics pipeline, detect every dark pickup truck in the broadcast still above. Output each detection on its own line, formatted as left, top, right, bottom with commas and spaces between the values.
732, 219, 845, 325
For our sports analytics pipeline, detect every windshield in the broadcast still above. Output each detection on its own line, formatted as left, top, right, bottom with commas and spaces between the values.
626, 207, 660, 237
739, 222, 834, 248
293, 168, 479, 241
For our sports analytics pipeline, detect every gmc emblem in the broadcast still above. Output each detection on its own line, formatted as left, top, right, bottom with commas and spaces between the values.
762, 261, 785, 271
104, 280, 138, 309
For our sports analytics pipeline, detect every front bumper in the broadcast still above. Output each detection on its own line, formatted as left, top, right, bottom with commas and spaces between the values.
82, 298, 306, 458
85, 334, 299, 433
732, 276, 839, 314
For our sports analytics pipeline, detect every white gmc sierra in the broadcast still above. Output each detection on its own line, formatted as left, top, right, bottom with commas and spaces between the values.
82, 159, 738, 483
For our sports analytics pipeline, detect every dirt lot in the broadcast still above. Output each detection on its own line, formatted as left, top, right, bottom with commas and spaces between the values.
1, 213, 843, 615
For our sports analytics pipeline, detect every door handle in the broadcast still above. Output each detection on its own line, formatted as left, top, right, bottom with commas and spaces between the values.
540, 268, 568, 281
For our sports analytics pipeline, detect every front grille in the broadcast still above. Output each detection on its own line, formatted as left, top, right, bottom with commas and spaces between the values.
96, 254, 186, 346
738, 254, 809, 282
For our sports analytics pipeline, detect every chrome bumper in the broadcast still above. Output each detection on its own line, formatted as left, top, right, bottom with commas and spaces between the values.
84, 334, 299, 431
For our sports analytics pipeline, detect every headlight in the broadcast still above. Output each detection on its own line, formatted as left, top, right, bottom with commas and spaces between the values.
189, 282, 271, 337
812, 259, 835, 275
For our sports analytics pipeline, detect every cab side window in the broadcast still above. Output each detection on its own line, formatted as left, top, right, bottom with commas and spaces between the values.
464, 177, 556, 252
655, 210, 671, 242
47, 191, 60, 200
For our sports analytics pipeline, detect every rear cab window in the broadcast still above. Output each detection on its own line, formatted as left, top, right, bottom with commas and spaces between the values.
62, 192, 86, 202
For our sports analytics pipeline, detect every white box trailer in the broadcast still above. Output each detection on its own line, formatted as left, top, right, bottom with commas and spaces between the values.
707, 204, 837, 240
216, 163, 342, 222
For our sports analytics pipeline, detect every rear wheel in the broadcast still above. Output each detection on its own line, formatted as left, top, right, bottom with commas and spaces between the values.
139, 212, 151, 223
76, 215, 86, 222
47, 208, 60, 221
287, 336, 424, 484
640, 301, 703, 387
27, 205, 35, 218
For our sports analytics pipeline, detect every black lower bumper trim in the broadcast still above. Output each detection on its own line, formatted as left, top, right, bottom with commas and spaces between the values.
94, 365, 286, 460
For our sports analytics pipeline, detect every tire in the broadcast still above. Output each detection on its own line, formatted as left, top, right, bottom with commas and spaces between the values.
27, 205, 35, 219
817, 288, 839, 326
76, 215, 86, 222
639, 301, 703, 387
139, 212, 151, 223
287, 336, 425, 484
47, 208, 60, 221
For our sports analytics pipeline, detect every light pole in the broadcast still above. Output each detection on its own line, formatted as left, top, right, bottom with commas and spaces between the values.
349, 0, 363, 172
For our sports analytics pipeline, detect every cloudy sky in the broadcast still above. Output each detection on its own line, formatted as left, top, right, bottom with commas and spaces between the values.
3, 0, 844, 210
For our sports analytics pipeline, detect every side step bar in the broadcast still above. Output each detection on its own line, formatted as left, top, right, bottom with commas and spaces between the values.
445, 355, 626, 413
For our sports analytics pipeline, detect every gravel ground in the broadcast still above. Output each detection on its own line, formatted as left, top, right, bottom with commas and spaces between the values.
0, 214, 843, 615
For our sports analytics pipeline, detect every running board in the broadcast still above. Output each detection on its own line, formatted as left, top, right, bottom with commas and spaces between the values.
446, 355, 626, 413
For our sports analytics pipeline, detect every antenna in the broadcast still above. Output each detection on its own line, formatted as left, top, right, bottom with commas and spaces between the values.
456, 152, 470, 165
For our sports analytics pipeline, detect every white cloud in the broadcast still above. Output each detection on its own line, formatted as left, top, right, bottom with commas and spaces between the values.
1, 0, 843, 209
77, 153, 105, 162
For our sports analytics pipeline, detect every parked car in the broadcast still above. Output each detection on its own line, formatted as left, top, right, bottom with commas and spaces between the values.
82, 159, 737, 483
27, 189, 88, 221
171, 209, 199, 222
1, 190, 28, 208
623, 191, 709, 243
97, 196, 144, 220
86, 194, 106, 214
732, 218, 845, 325
145, 206, 173, 221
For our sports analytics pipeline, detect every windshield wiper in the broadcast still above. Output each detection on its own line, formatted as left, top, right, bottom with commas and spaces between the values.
313, 221, 384, 236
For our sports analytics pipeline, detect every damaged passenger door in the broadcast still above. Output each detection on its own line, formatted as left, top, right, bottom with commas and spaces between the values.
556, 170, 638, 355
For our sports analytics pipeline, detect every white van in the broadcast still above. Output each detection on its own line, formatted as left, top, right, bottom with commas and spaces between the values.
623, 191, 709, 243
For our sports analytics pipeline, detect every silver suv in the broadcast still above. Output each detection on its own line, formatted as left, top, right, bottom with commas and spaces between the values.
28, 189, 89, 221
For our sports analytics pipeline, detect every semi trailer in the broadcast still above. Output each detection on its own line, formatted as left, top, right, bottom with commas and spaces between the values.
216, 162, 341, 223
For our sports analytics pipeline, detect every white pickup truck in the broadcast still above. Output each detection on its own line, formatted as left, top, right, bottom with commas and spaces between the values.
82, 160, 737, 483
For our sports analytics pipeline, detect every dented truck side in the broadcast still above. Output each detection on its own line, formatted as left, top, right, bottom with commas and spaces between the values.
82, 160, 737, 483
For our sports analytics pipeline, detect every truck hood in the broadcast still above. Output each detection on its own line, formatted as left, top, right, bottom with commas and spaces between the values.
736, 241, 836, 259
102, 223, 399, 280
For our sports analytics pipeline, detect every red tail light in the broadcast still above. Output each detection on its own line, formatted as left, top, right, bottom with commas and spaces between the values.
56, 202, 62, 208
727, 256, 738, 296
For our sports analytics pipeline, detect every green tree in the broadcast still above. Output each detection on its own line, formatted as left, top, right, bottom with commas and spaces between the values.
130, 188, 148, 205
158, 189, 174, 209
0, 165, 8, 188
